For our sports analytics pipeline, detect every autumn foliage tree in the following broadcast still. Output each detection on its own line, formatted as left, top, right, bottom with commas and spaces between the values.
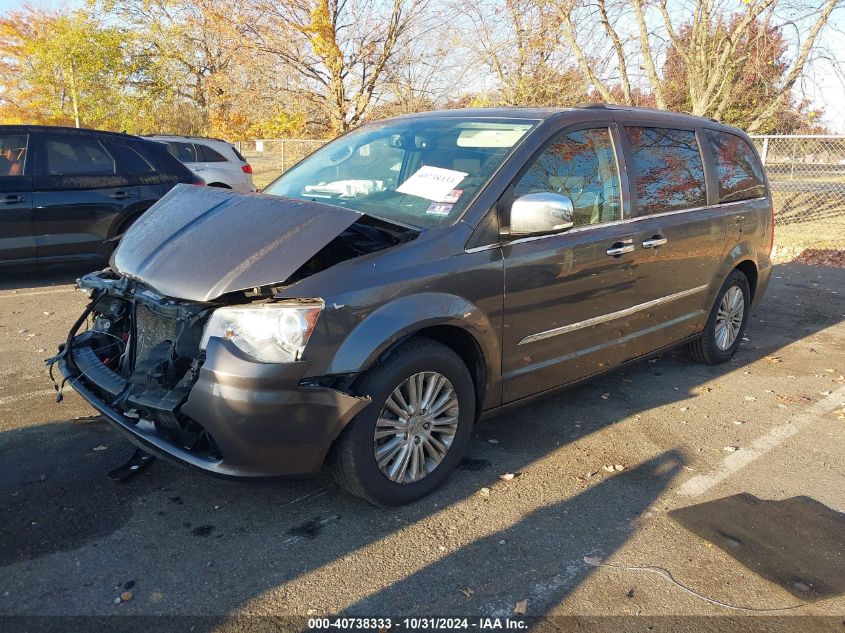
0, 0, 841, 137
0, 8, 141, 129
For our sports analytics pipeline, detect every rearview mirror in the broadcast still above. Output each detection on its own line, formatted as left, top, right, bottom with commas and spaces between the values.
509, 192, 575, 237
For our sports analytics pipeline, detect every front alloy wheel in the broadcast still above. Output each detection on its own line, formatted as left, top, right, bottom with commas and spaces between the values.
374, 371, 459, 484
330, 338, 475, 506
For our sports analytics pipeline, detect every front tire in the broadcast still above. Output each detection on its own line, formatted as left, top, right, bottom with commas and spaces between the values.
329, 338, 476, 506
687, 269, 750, 364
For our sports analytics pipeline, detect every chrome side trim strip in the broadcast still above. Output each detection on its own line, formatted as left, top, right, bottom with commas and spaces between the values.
507, 197, 767, 247
464, 243, 501, 254
518, 283, 710, 345
506, 310, 704, 380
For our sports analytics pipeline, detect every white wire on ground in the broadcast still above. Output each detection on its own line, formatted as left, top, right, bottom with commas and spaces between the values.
583, 557, 815, 612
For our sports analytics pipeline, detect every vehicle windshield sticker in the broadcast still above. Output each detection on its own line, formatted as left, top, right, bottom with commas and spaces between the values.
426, 202, 454, 216
441, 189, 463, 203
396, 165, 467, 202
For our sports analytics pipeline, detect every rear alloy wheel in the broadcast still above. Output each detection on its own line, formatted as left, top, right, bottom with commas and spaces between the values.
330, 338, 475, 506
714, 286, 745, 351
687, 269, 751, 365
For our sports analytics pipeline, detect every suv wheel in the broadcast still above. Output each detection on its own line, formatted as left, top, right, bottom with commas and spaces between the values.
329, 338, 475, 506
687, 269, 751, 364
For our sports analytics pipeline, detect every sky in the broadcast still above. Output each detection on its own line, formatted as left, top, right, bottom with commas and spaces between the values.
1, 0, 843, 133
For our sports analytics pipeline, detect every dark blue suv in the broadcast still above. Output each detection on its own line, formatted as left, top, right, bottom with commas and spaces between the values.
0, 125, 202, 267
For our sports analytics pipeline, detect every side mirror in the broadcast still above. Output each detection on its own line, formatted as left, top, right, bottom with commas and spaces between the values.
508, 192, 575, 237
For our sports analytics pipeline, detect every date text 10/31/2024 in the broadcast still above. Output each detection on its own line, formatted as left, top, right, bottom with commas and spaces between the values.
307, 618, 529, 630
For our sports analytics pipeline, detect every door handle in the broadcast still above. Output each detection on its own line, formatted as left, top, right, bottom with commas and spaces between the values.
2, 195, 25, 203
642, 236, 668, 249
606, 241, 635, 257
109, 191, 133, 200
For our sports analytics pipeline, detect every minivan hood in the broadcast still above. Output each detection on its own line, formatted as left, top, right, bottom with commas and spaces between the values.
112, 185, 364, 302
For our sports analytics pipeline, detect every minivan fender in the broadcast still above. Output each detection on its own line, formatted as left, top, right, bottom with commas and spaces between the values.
704, 243, 771, 321
323, 292, 501, 406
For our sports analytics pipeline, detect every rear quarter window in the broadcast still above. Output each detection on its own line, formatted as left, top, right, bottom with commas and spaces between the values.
231, 145, 247, 162
626, 127, 706, 214
705, 130, 766, 202
105, 139, 155, 175
136, 141, 197, 184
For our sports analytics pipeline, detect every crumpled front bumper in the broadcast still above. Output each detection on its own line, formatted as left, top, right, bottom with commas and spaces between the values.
59, 336, 370, 479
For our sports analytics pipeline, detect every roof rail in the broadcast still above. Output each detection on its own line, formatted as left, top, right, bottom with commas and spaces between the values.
146, 133, 228, 143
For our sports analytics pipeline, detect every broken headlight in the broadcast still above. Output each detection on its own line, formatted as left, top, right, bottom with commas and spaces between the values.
199, 300, 323, 363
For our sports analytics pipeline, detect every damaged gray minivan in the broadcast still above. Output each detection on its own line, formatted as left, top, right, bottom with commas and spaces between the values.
55, 106, 773, 505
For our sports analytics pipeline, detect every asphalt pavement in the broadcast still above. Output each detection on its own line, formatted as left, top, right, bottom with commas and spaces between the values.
0, 261, 843, 626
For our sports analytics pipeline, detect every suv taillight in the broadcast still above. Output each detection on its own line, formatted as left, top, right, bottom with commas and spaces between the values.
242, 164, 253, 175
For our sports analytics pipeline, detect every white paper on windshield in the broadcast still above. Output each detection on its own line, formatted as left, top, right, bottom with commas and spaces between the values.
396, 166, 467, 202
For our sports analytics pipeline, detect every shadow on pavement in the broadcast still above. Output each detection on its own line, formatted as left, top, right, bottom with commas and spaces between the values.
0, 262, 842, 616
341, 451, 685, 615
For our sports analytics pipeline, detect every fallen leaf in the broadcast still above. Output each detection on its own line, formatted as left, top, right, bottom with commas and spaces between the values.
513, 599, 527, 615
723, 446, 739, 452
583, 556, 603, 566
600, 393, 610, 400
602, 465, 615, 472
478, 487, 490, 498
499, 472, 515, 481
764, 356, 782, 363
487, 439, 500, 444
120, 591, 133, 602
614, 464, 625, 471
92, 445, 107, 451
460, 587, 474, 598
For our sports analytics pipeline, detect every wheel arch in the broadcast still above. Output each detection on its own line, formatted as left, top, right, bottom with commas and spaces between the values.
734, 259, 758, 301
321, 292, 501, 412
107, 201, 154, 240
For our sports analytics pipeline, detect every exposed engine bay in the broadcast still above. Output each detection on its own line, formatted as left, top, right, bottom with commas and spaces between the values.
52, 211, 413, 462
59, 271, 219, 456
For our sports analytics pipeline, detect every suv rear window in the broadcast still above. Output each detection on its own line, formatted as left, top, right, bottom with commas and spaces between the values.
197, 144, 227, 162
626, 127, 706, 214
705, 130, 766, 203
45, 137, 116, 176
166, 142, 198, 163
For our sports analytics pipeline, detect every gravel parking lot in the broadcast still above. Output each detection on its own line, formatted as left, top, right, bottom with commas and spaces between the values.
0, 261, 843, 627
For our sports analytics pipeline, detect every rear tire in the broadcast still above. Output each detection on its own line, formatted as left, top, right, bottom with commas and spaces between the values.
687, 269, 750, 365
329, 338, 475, 506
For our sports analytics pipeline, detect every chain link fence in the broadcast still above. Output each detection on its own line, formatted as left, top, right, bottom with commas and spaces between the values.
241, 135, 845, 252
750, 135, 845, 251
237, 139, 327, 189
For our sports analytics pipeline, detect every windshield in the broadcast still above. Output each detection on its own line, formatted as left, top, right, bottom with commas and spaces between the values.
263, 117, 537, 229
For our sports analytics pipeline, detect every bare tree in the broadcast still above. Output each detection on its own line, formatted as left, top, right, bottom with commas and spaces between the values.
551, 0, 842, 130
242, 0, 431, 134
459, 0, 589, 106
